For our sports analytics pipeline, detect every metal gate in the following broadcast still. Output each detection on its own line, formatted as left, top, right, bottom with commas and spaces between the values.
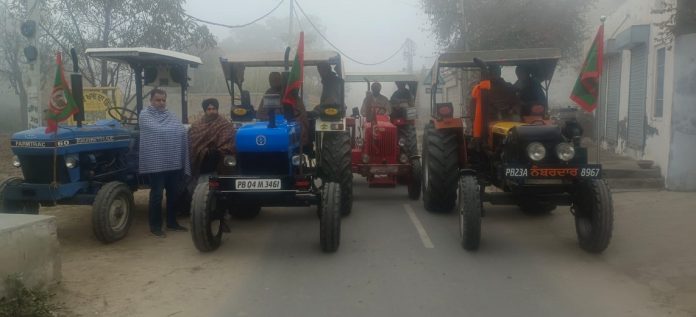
605, 56, 621, 143
627, 45, 648, 149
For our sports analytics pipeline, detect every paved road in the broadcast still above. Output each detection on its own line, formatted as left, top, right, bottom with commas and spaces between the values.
50, 179, 696, 317
202, 180, 694, 317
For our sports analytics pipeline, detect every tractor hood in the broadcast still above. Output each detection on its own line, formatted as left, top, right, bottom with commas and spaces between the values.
235, 115, 300, 153
10, 120, 131, 155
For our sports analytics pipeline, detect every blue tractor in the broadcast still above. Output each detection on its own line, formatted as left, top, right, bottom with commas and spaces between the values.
1, 47, 202, 243
190, 50, 352, 253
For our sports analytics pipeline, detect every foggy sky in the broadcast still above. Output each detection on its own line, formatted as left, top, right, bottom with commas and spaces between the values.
183, 0, 439, 73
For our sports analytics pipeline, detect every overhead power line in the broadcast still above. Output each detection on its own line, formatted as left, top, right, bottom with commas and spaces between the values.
184, 0, 285, 29
293, 0, 406, 66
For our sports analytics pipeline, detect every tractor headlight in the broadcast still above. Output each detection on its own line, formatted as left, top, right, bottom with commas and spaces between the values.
223, 155, 237, 167
12, 156, 21, 168
398, 138, 406, 147
556, 143, 576, 161
526, 142, 546, 162
356, 138, 364, 148
65, 156, 78, 169
362, 153, 370, 164
399, 153, 409, 164
291, 155, 302, 166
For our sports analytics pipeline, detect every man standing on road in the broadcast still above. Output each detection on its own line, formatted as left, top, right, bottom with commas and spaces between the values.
139, 88, 190, 237
189, 98, 235, 186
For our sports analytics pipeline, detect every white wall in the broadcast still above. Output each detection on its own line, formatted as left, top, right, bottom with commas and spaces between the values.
597, 0, 676, 177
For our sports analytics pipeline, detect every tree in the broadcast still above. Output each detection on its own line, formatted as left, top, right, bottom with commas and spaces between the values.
421, 0, 595, 60
41, 0, 217, 105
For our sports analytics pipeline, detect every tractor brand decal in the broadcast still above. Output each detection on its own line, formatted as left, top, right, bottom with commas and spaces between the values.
75, 136, 116, 144
11, 135, 129, 148
12, 141, 48, 148
255, 135, 267, 146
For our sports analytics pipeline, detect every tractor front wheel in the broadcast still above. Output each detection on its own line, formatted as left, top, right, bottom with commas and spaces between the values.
191, 182, 224, 252
0, 177, 39, 214
458, 175, 482, 251
319, 182, 341, 253
92, 181, 134, 243
573, 179, 613, 254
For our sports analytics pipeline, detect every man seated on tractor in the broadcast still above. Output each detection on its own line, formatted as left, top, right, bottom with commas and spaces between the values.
488, 64, 522, 121
360, 82, 391, 120
317, 61, 343, 109
257, 72, 284, 121
389, 81, 415, 119
189, 98, 236, 183
513, 66, 547, 116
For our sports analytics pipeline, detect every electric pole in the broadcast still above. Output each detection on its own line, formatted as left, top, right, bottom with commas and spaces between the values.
403, 38, 416, 73
20, 0, 42, 129
288, 0, 294, 46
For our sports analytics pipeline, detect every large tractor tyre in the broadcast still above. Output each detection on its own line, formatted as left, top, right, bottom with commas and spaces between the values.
458, 175, 482, 251
231, 204, 261, 220
319, 182, 341, 253
0, 177, 39, 214
518, 199, 557, 215
408, 159, 422, 200
191, 182, 224, 252
573, 180, 614, 254
92, 181, 135, 243
422, 123, 459, 213
399, 124, 418, 157
319, 132, 353, 216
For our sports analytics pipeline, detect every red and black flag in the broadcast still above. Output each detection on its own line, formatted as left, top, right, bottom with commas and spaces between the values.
283, 32, 304, 107
570, 24, 604, 112
46, 52, 78, 133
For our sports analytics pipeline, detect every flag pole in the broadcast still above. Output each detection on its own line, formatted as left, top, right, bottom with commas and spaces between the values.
595, 15, 607, 164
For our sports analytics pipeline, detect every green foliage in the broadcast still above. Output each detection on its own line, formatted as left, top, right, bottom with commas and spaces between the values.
421, 0, 594, 60
0, 275, 58, 317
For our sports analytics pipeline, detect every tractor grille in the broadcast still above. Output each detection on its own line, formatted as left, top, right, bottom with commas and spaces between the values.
19, 155, 71, 184
237, 152, 289, 175
372, 127, 397, 162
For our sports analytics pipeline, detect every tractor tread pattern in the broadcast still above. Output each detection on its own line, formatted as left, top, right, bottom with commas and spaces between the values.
191, 182, 222, 252
320, 132, 353, 215
575, 179, 614, 253
423, 123, 459, 212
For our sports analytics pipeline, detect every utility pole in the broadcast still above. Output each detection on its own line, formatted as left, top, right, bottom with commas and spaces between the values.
288, 0, 294, 46
20, 0, 42, 129
403, 38, 416, 73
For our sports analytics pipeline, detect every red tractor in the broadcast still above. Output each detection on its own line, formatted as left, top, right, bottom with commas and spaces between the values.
345, 74, 421, 199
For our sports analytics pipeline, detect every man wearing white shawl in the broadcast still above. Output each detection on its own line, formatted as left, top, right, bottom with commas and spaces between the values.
139, 88, 191, 237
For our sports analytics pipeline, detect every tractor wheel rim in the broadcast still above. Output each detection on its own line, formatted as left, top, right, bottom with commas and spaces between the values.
109, 196, 129, 231
210, 219, 221, 236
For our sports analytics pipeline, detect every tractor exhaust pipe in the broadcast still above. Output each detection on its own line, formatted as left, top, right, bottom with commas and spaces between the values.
70, 48, 84, 128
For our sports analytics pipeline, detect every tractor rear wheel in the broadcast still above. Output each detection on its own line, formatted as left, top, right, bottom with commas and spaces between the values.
408, 159, 422, 200
422, 122, 459, 213
191, 182, 224, 252
92, 181, 134, 243
573, 180, 613, 254
0, 177, 39, 214
319, 132, 353, 216
458, 175, 482, 251
399, 124, 418, 157
319, 182, 341, 253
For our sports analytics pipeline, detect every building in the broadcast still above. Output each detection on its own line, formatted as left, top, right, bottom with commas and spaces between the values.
596, 0, 696, 191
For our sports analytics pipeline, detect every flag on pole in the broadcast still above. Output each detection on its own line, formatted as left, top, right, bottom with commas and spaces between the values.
283, 32, 304, 107
570, 24, 604, 112
45, 52, 78, 133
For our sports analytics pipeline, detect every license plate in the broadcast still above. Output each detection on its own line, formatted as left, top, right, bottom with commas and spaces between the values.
234, 179, 281, 190
504, 166, 602, 178
370, 166, 399, 174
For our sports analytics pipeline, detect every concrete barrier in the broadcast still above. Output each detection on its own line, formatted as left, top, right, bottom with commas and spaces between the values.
0, 214, 61, 297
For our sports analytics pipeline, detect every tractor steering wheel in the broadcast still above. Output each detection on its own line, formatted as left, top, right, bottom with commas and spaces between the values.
107, 107, 139, 126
